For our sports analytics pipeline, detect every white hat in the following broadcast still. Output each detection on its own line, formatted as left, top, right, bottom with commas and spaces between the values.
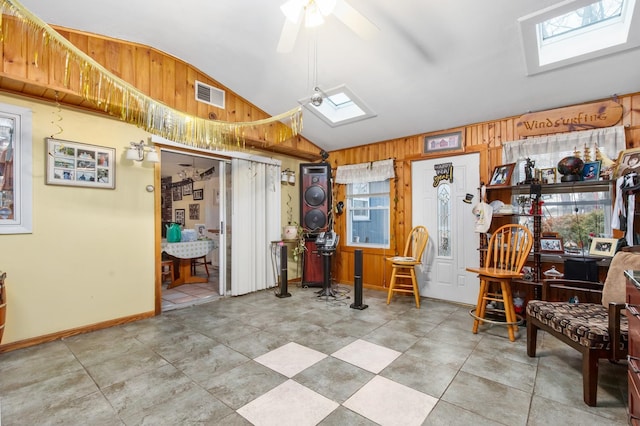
472, 202, 493, 233
472, 185, 493, 233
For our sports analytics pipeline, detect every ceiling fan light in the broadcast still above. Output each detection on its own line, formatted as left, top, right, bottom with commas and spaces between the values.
305, 6, 325, 27
281, 0, 305, 23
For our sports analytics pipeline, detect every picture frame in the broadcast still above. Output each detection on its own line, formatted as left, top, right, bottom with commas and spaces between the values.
45, 138, 115, 189
488, 163, 516, 187
192, 188, 204, 201
423, 130, 463, 154
581, 161, 601, 181
189, 203, 200, 220
589, 237, 617, 257
175, 209, 185, 226
195, 223, 206, 239
182, 180, 193, 196
172, 186, 182, 202
540, 237, 564, 253
614, 147, 640, 177
538, 167, 557, 184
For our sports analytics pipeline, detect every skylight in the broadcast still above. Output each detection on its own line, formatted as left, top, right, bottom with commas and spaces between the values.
299, 85, 376, 127
518, 0, 640, 75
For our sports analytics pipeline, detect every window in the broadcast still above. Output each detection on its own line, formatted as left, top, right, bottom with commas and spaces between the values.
0, 103, 32, 234
503, 126, 625, 251
519, 0, 639, 74
299, 84, 376, 127
351, 182, 370, 221
537, 190, 611, 251
437, 183, 452, 257
346, 180, 390, 247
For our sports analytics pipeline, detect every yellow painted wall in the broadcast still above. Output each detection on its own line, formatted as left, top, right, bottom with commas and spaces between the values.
0, 93, 156, 345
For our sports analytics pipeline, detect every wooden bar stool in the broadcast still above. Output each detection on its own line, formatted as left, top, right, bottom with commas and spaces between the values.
466, 224, 533, 341
161, 260, 175, 285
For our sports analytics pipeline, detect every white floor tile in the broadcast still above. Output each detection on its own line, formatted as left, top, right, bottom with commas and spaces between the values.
237, 379, 339, 426
254, 342, 327, 378
331, 339, 401, 373
343, 375, 437, 426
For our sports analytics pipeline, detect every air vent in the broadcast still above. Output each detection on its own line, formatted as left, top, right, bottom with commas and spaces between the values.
195, 80, 225, 108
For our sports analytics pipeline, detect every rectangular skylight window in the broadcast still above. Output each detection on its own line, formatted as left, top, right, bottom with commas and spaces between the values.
518, 0, 639, 74
299, 84, 376, 127
540, 0, 623, 41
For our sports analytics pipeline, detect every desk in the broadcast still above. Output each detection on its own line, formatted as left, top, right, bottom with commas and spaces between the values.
162, 239, 217, 288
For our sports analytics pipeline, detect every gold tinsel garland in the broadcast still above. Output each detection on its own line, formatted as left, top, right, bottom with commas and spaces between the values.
0, 0, 303, 150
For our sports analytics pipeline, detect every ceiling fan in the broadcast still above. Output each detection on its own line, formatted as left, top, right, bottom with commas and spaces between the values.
277, 0, 379, 53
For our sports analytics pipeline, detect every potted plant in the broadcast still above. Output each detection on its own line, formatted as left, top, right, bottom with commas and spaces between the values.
291, 223, 307, 261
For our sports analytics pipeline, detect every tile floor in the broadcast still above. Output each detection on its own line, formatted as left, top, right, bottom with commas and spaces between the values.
161, 265, 220, 311
0, 284, 630, 425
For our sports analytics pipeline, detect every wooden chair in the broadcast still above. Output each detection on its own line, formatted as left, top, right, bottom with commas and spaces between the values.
161, 260, 175, 285
386, 226, 429, 308
467, 224, 533, 341
526, 248, 640, 406
191, 255, 210, 277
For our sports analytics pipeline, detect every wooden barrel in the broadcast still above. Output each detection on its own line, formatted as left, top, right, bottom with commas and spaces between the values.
0, 272, 6, 344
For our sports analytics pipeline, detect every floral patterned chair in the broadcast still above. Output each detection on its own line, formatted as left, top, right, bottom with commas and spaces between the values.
526, 249, 640, 406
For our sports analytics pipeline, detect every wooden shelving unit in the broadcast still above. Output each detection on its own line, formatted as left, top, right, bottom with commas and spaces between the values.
483, 179, 614, 305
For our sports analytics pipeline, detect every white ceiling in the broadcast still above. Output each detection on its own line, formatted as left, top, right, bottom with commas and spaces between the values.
18, 0, 640, 154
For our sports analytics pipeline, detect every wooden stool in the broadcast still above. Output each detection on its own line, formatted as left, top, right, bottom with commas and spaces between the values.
473, 278, 520, 341
466, 224, 533, 342
161, 260, 174, 285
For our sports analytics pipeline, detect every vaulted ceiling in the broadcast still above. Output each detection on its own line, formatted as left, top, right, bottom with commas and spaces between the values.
18, 0, 640, 153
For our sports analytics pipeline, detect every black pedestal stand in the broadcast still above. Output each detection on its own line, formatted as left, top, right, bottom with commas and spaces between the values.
316, 247, 336, 297
276, 244, 291, 298
350, 249, 368, 310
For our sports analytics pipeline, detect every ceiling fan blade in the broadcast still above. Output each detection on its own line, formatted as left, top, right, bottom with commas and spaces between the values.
277, 11, 303, 53
333, 0, 379, 40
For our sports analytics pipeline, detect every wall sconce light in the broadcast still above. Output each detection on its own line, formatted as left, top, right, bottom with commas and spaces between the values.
126, 140, 160, 163
281, 169, 296, 185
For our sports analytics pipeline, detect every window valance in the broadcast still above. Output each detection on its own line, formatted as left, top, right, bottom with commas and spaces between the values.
502, 125, 626, 164
335, 159, 395, 184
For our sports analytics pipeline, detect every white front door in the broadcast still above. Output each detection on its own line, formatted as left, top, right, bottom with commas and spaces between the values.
412, 153, 480, 304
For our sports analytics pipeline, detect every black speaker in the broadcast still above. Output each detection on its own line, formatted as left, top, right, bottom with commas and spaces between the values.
300, 163, 331, 233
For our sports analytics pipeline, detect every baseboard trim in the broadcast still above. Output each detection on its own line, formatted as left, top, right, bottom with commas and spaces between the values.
0, 310, 155, 353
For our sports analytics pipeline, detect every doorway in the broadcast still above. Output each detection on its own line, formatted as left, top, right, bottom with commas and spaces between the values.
160, 150, 227, 310
411, 153, 480, 305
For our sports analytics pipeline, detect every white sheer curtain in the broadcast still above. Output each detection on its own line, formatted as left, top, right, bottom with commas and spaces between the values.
335, 158, 395, 184
502, 125, 626, 170
231, 158, 280, 295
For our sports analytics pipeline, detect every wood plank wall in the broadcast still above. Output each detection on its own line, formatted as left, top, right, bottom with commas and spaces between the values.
1, 16, 639, 291
329, 93, 640, 290
0, 16, 321, 159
